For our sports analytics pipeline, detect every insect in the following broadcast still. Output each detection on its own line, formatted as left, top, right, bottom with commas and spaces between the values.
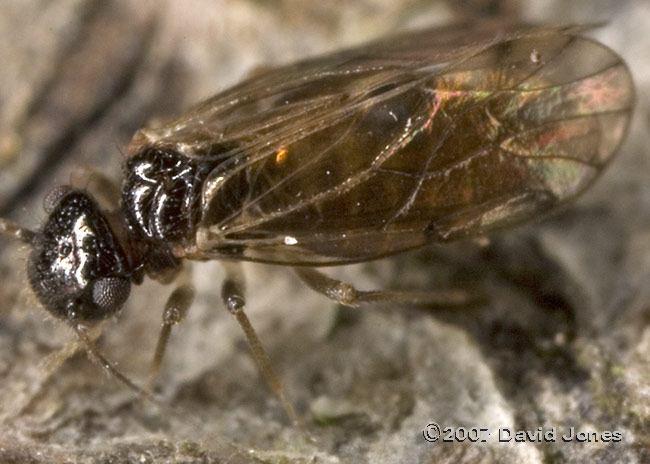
0, 22, 634, 425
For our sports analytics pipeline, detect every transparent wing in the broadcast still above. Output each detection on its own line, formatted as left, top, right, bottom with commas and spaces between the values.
132, 23, 634, 265
128, 23, 592, 159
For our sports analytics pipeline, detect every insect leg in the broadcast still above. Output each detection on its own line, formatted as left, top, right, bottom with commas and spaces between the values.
7, 327, 88, 418
294, 267, 486, 308
221, 261, 302, 428
148, 266, 195, 390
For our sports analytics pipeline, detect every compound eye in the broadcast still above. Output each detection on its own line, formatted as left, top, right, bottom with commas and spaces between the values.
43, 185, 74, 214
92, 277, 131, 315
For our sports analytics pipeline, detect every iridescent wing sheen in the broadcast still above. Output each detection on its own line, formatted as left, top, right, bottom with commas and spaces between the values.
131, 23, 634, 265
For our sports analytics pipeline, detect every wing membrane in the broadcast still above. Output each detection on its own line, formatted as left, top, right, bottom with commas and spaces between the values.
130, 23, 633, 265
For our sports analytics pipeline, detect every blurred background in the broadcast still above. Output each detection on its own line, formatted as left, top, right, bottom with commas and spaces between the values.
0, 1, 649, 462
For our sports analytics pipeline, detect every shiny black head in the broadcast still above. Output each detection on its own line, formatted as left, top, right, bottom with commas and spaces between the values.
27, 188, 132, 321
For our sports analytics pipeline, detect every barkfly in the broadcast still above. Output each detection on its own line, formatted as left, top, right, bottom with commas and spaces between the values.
0, 22, 634, 425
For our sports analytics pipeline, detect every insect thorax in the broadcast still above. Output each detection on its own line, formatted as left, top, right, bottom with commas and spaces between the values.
121, 147, 215, 247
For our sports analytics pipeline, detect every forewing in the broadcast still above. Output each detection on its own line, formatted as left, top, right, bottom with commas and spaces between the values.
128, 23, 590, 157
132, 24, 633, 265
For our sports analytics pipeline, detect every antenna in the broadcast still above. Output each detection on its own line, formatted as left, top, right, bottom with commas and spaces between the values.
0, 218, 37, 245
